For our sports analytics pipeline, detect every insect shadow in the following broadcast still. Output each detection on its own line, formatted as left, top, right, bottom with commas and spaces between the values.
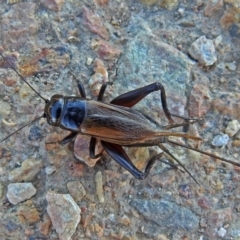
1, 51, 239, 184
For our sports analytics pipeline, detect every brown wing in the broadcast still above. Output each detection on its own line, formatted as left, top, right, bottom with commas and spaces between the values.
80, 100, 202, 146
80, 100, 157, 144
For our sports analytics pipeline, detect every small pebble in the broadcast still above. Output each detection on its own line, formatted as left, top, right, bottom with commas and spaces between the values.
18, 83, 36, 102
215, 180, 224, 191
232, 140, 240, 147
7, 182, 37, 205
8, 158, 43, 182
28, 126, 43, 141
45, 166, 56, 175
213, 35, 222, 47
17, 203, 40, 223
178, 184, 192, 199
38, 214, 51, 235
46, 191, 81, 240
178, 7, 185, 16
217, 227, 227, 237
86, 57, 93, 65
118, 215, 131, 226
225, 120, 240, 137
198, 196, 212, 209
0, 100, 11, 116
95, 171, 104, 203
211, 133, 229, 147
67, 181, 86, 202
189, 36, 217, 66
225, 62, 237, 71
94, 223, 104, 238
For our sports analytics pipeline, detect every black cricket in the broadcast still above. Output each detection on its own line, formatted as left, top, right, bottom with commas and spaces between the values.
1, 51, 240, 184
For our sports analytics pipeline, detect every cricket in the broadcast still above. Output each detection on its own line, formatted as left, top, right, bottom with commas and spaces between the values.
0, 50, 239, 184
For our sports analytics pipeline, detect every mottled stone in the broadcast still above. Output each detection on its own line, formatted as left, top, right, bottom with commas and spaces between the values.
189, 36, 217, 66
19, 47, 71, 77
81, 211, 94, 229
45, 166, 56, 175
126, 147, 150, 173
225, 120, 240, 137
68, 161, 85, 177
212, 93, 240, 119
232, 140, 240, 147
94, 0, 109, 5
18, 82, 38, 103
83, 6, 110, 40
178, 184, 192, 199
1, 3, 38, 50
118, 215, 131, 226
17, 203, 40, 223
220, 6, 240, 29
113, 32, 194, 119
198, 196, 212, 209
131, 199, 199, 236
207, 207, 232, 238
188, 78, 211, 117
3, 78, 16, 87
94, 223, 104, 238
74, 135, 101, 167
204, 0, 223, 16
158, 0, 179, 10
41, 0, 65, 12
141, 0, 179, 9
0, 146, 11, 159
28, 126, 43, 141
140, 0, 157, 5
91, 38, 121, 60
46, 191, 81, 240
67, 181, 86, 202
0, 52, 18, 69
7, 183, 37, 205
38, 214, 52, 235
47, 149, 68, 166
0, 100, 11, 116
88, 73, 105, 97
152, 170, 175, 188
95, 171, 104, 203
88, 58, 110, 97
8, 158, 43, 182
211, 133, 229, 147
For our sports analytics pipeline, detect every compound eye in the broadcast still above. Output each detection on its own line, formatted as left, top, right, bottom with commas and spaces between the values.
50, 98, 63, 123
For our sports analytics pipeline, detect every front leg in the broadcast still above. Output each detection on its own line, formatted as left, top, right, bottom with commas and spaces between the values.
46, 132, 78, 146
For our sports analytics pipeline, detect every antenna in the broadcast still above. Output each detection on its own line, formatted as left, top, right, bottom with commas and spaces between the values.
0, 51, 48, 103
0, 115, 44, 142
0, 50, 47, 142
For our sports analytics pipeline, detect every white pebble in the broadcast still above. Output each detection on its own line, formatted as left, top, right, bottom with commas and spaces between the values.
45, 166, 57, 175
217, 227, 227, 237
189, 36, 217, 66
211, 133, 229, 147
